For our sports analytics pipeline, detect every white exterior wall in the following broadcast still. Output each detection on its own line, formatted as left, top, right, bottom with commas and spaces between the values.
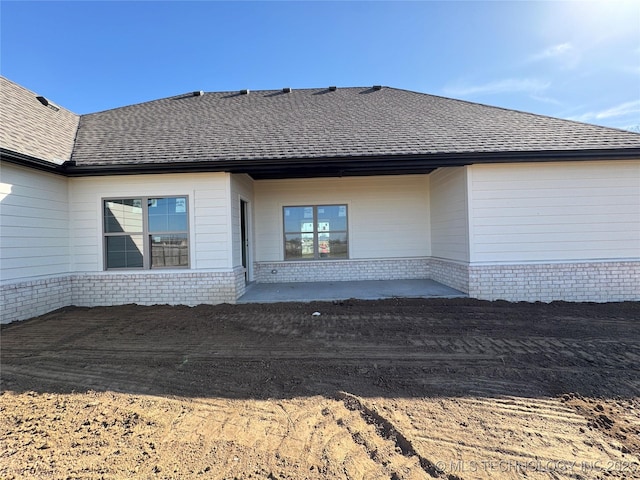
468, 160, 640, 263
467, 160, 640, 302
230, 174, 255, 281
430, 166, 469, 262
69, 172, 232, 271
428, 167, 470, 293
2, 171, 244, 323
252, 175, 431, 283
254, 175, 430, 261
0, 163, 70, 280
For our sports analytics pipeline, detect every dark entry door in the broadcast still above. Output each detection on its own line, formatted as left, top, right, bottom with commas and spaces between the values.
240, 200, 249, 283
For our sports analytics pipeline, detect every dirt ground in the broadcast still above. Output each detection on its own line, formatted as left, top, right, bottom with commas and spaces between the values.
1, 298, 639, 480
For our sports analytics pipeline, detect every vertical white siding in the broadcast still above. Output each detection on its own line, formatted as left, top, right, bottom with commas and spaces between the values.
0, 163, 70, 280
230, 174, 255, 270
254, 175, 430, 261
429, 167, 470, 262
469, 160, 640, 262
69, 172, 231, 272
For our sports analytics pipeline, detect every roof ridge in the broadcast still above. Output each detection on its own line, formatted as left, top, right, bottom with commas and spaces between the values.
81, 86, 388, 116
1, 75, 79, 117
81, 85, 640, 137
388, 86, 640, 136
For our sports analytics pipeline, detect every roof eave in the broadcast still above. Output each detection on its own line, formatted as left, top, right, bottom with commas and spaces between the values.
4, 147, 639, 179
63, 148, 640, 179
0, 148, 69, 175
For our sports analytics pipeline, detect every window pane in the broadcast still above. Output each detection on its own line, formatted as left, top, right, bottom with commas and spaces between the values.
285, 233, 315, 260
149, 197, 188, 232
106, 235, 143, 268
104, 199, 142, 233
284, 206, 313, 232
319, 232, 348, 259
317, 205, 347, 231
151, 234, 189, 267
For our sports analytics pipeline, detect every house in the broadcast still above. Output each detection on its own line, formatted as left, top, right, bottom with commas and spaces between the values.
1, 76, 639, 323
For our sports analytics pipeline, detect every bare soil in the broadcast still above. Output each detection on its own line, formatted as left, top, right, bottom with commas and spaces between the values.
1, 298, 639, 479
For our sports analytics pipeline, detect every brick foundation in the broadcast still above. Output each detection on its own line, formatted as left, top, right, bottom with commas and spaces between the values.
0, 275, 73, 324
1, 268, 246, 324
469, 260, 640, 302
2, 260, 637, 324
254, 258, 430, 283
429, 258, 469, 293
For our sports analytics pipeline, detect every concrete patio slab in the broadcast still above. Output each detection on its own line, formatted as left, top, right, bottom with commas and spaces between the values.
237, 279, 466, 304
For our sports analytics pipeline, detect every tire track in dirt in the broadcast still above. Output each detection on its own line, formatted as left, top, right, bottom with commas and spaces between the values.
383, 395, 637, 479
335, 391, 463, 480
2, 301, 639, 479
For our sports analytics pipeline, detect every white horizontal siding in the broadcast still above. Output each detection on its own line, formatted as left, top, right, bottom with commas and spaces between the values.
69, 172, 231, 272
230, 174, 254, 273
0, 163, 70, 281
254, 175, 430, 261
469, 160, 640, 262
429, 167, 469, 262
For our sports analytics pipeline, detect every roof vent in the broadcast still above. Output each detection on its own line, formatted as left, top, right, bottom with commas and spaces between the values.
372, 85, 382, 91
240, 89, 249, 95
36, 96, 60, 111
282, 87, 292, 93
193, 91, 204, 97
328, 86, 337, 91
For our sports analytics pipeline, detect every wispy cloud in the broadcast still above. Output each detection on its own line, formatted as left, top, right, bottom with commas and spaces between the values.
444, 78, 551, 97
529, 43, 573, 61
530, 94, 564, 106
527, 42, 580, 69
568, 100, 640, 123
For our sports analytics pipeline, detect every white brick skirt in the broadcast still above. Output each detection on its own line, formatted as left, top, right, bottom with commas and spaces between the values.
469, 260, 640, 303
2, 259, 638, 324
0, 275, 73, 325
254, 258, 430, 283
1, 269, 246, 324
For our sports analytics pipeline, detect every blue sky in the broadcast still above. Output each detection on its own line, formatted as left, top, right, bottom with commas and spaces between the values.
1, 1, 639, 131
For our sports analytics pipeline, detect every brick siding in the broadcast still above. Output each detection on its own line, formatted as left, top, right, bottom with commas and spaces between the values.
2, 260, 638, 324
254, 258, 430, 283
469, 261, 640, 302
1, 268, 245, 324
429, 258, 470, 293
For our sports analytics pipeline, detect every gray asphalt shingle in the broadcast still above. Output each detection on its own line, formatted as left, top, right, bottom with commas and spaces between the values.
1, 77, 79, 165
70, 86, 640, 166
2, 78, 639, 170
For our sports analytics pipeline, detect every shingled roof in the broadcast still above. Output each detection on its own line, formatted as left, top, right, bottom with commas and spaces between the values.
0, 77, 79, 166
2, 77, 639, 178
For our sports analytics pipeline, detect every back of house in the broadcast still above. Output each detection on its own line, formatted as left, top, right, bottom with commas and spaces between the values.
1, 76, 639, 323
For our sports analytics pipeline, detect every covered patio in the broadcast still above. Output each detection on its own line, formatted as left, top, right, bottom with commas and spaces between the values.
237, 278, 466, 303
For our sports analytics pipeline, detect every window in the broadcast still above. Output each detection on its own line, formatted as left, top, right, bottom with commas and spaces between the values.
103, 197, 189, 269
284, 205, 348, 260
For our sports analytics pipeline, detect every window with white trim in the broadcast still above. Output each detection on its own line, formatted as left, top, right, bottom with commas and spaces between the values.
283, 205, 348, 260
103, 197, 189, 269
